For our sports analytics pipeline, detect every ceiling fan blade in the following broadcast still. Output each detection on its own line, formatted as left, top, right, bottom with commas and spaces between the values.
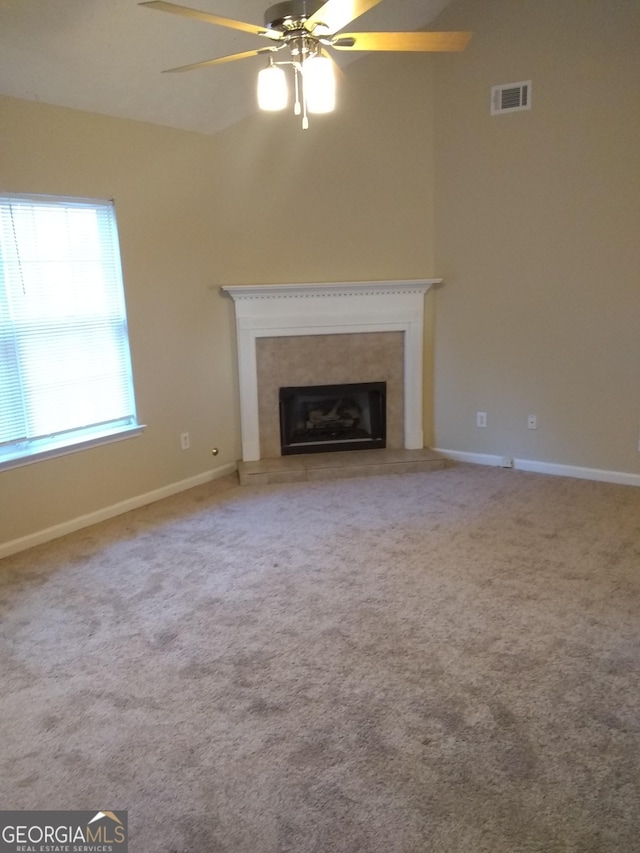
139, 1, 281, 39
331, 31, 472, 52
164, 47, 277, 73
305, 0, 384, 37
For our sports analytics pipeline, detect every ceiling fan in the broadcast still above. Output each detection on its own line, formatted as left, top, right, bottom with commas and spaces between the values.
141, 0, 472, 128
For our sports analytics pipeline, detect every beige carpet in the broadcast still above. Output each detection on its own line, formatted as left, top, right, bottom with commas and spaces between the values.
1, 464, 640, 852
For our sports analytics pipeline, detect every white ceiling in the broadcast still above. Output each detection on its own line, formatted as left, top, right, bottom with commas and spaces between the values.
0, 0, 453, 135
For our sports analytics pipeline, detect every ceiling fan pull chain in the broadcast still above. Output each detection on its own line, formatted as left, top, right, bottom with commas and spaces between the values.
294, 65, 302, 116
297, 62, 309, 129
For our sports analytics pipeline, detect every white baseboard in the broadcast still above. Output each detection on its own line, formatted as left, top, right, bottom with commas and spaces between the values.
0, 463, 237, 560
512, 458, 640, 487
434, 448, 640, 488
434, 449, 510, 468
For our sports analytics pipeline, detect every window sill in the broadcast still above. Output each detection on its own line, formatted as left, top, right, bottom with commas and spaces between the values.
0, 424, 147, 472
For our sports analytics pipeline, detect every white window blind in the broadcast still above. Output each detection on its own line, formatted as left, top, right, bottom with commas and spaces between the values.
0, 194, 139, 468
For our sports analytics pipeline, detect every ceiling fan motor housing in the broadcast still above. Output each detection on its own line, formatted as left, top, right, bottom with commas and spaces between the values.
264, 0, 325, 31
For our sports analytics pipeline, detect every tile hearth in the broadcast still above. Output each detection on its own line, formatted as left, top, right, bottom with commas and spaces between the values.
238, 448, 446, 486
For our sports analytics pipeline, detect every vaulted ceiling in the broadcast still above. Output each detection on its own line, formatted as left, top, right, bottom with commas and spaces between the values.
0, 0, 453, 135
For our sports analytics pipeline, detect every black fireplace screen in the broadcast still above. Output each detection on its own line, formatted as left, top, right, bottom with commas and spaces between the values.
279, 382, 386, 455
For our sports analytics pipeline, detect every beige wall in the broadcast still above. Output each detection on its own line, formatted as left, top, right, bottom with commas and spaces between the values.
432, 0, 640, 472
0, 96, 240, 545
210, 52, 436, 285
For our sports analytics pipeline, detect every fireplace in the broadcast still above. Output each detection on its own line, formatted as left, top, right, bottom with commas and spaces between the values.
280, 382, 386, 455
222, 280, 440, 462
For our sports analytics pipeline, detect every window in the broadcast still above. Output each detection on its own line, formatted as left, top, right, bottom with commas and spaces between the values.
0, 194, 141, 469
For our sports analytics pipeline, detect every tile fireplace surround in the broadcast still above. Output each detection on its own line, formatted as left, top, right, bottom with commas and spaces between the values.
223, 280, 440, 465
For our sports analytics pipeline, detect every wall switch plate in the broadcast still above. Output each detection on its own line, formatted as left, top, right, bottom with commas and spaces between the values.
527, 415, 537, 430
476, 411, 487, 428
180, 432, 190, 450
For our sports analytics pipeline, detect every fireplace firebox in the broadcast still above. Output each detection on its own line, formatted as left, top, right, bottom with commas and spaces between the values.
279, 382, 386, 455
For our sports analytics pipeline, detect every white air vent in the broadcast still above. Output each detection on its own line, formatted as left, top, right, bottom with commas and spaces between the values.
491, 80, 532, 115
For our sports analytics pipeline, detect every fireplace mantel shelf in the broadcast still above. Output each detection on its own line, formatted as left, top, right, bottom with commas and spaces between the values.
222, 279, 442, 463
223, 280, 441, 302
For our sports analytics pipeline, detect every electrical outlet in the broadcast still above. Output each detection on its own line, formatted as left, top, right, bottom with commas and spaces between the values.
476, 411, 487, 428
527, 415, 537, 430
180, 432, 190, 450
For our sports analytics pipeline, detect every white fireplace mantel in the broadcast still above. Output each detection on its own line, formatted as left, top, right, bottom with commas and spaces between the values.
222, 279, 440, 462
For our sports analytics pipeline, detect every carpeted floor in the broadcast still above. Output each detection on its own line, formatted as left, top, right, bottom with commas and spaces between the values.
1, 464, 640, 852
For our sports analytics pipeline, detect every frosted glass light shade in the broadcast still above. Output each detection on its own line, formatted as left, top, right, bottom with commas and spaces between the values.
257, 65, 288, 111
304, 55, 336, 114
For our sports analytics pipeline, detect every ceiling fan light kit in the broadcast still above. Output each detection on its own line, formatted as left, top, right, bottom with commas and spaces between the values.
256, 33, 336, 128
302, 55, 336, 114
257, 61, 288, 111
141, 0, 471, 130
